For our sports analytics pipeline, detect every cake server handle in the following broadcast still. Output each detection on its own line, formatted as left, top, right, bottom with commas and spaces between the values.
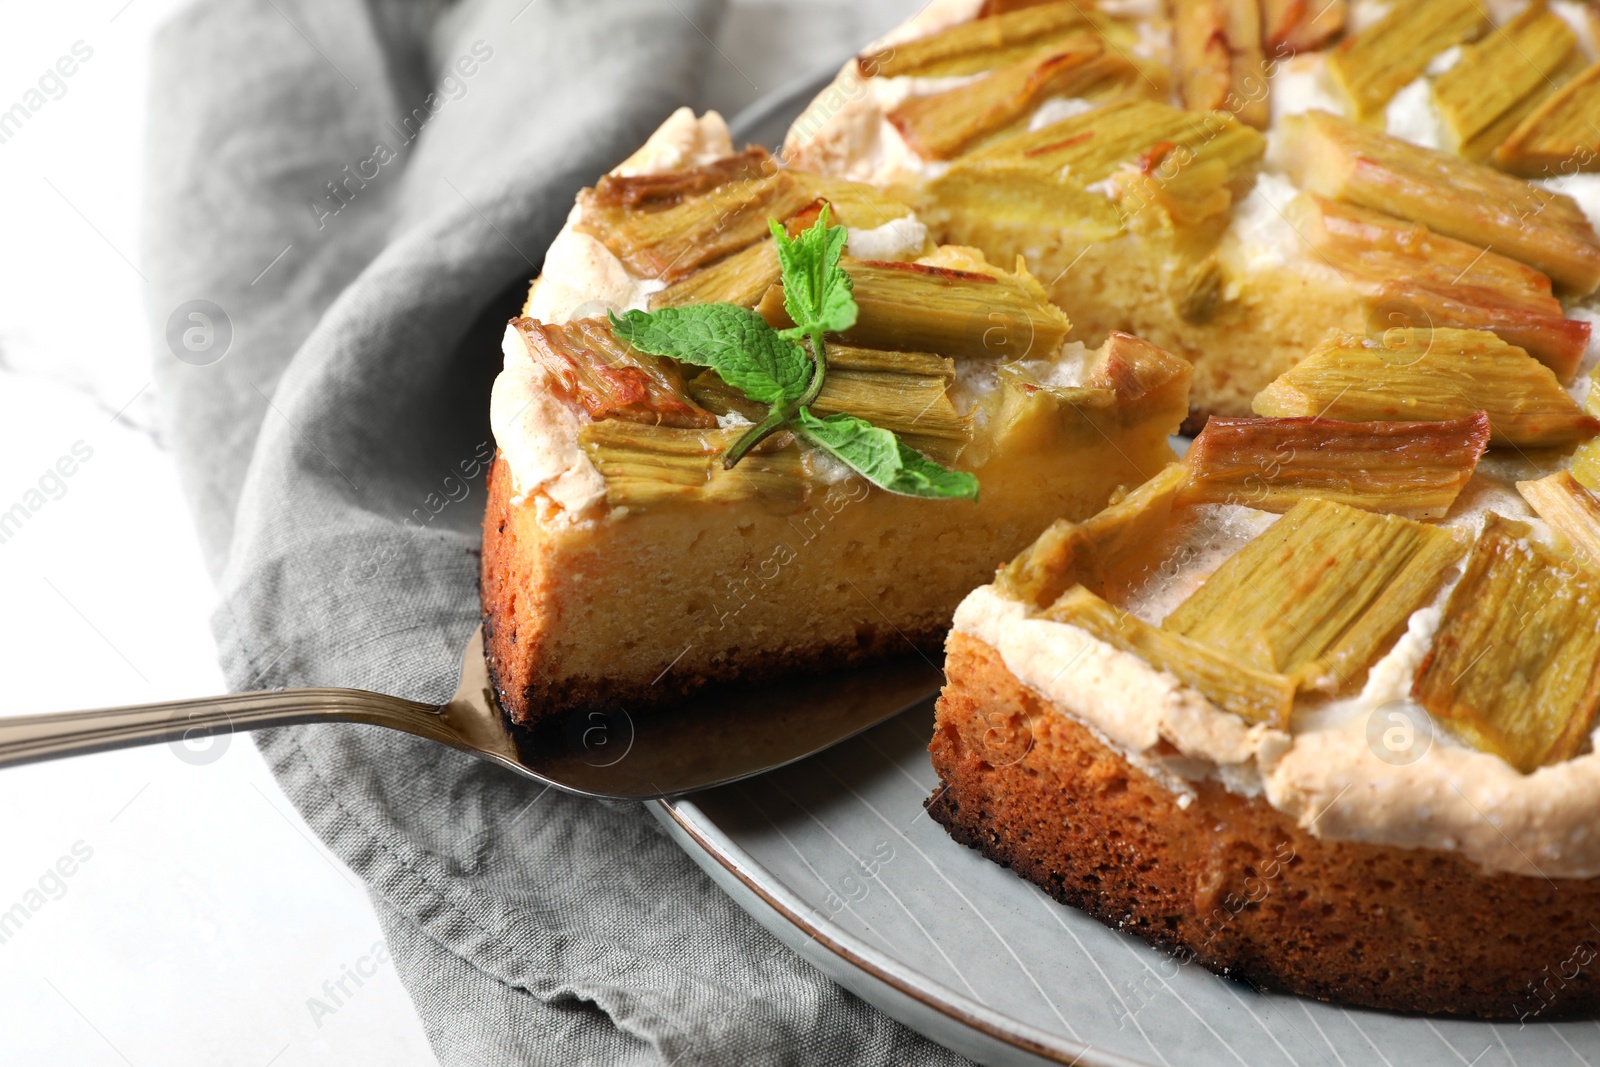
0, 626, 937, 799
0, 687, 454, 769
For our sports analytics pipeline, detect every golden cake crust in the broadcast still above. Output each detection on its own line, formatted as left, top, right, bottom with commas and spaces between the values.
928, 630, 1600, 1019
481, 455, 944, 724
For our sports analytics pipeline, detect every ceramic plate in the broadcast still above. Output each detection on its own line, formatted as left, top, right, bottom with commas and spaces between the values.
653, 704, 1600, 1067
649, 65, 1600, 1067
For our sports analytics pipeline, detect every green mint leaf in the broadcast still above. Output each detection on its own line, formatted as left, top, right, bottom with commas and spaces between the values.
795, 409, 979, 501
770, 206, 858, 338
609, 305, 811, 407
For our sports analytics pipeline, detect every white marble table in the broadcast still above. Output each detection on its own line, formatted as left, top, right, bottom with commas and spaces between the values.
0, 1, 922, 1064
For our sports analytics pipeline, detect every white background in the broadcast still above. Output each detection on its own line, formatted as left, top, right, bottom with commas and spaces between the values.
0, 3, 440, 1063
0, 1, 920, 1064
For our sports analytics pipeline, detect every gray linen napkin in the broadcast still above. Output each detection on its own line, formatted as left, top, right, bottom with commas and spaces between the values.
144, 0, 973, 1062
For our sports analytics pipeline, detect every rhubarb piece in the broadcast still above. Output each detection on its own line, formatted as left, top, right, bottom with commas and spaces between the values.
1172, 0, 1270, 128
983, 97, 1266, 187
817, 353, 972, 463
929, 98, 1265, 236
1044, 585, 1297, 725
1495, 63, 1600, 177
888, 44, 1142, 160
998, 462, 1191, 607
1261, 0, 1347, 54
789, 176, 923, 230
1292, 195, 1591, 379
756, 255, 1071, 361
1362, 280, 1591, 383
1164, 498, 1468, 693
649, 180, 918, 308
1517, 470, 1600, 572
1412, 513, 1600, 773
1433, 2, 1581, 162
1090, 330, 1196, 404
1100, 112, 1269, 228
1182, 413, 1490, 519
816, 367, 970, 451
578, 421, 810, 510
683, 341, 971, 465
986, 331, 1193, 463
577, 168, 814, 284
1325, 0, 1488, 122
780, 198, 832, 240
514, 317, 717, 429
1291, 197, 1547, 301
585, 147, 773, 211
651, 240, 781, 310
1252, 329, 1600, 448
827, 345, 955, 378
1281, 110, 1600, 293
859, 4, 1098, 79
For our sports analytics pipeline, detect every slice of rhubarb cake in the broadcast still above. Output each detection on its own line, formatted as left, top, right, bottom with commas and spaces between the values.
481, 111, 1190, 726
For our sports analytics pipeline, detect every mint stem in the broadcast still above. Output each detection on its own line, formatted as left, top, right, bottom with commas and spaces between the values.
723, 403, 794, 469
796, 330, 829, 409
722, 332, 830, 469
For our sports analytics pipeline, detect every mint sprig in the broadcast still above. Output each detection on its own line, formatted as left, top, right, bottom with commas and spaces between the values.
609, 208, 977, 502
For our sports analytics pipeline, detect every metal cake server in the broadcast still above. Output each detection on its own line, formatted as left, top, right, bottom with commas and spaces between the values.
0, 627, 943, 799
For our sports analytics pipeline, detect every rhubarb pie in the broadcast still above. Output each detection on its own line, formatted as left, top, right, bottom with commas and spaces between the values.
482, 110, 1190, 727
485, 0, 1600, 1015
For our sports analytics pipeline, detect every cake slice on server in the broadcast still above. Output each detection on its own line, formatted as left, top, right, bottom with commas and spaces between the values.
481, 109, 1191, 728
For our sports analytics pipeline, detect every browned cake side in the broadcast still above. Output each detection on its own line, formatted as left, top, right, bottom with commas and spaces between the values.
928, 631, 1600, 1019
480, 455, 944, 725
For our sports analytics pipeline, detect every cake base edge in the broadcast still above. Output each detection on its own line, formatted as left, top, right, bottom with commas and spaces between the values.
927, 629, 1600, 1020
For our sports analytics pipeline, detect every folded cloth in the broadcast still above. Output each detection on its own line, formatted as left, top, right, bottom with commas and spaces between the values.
144, 0, 972, 1063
